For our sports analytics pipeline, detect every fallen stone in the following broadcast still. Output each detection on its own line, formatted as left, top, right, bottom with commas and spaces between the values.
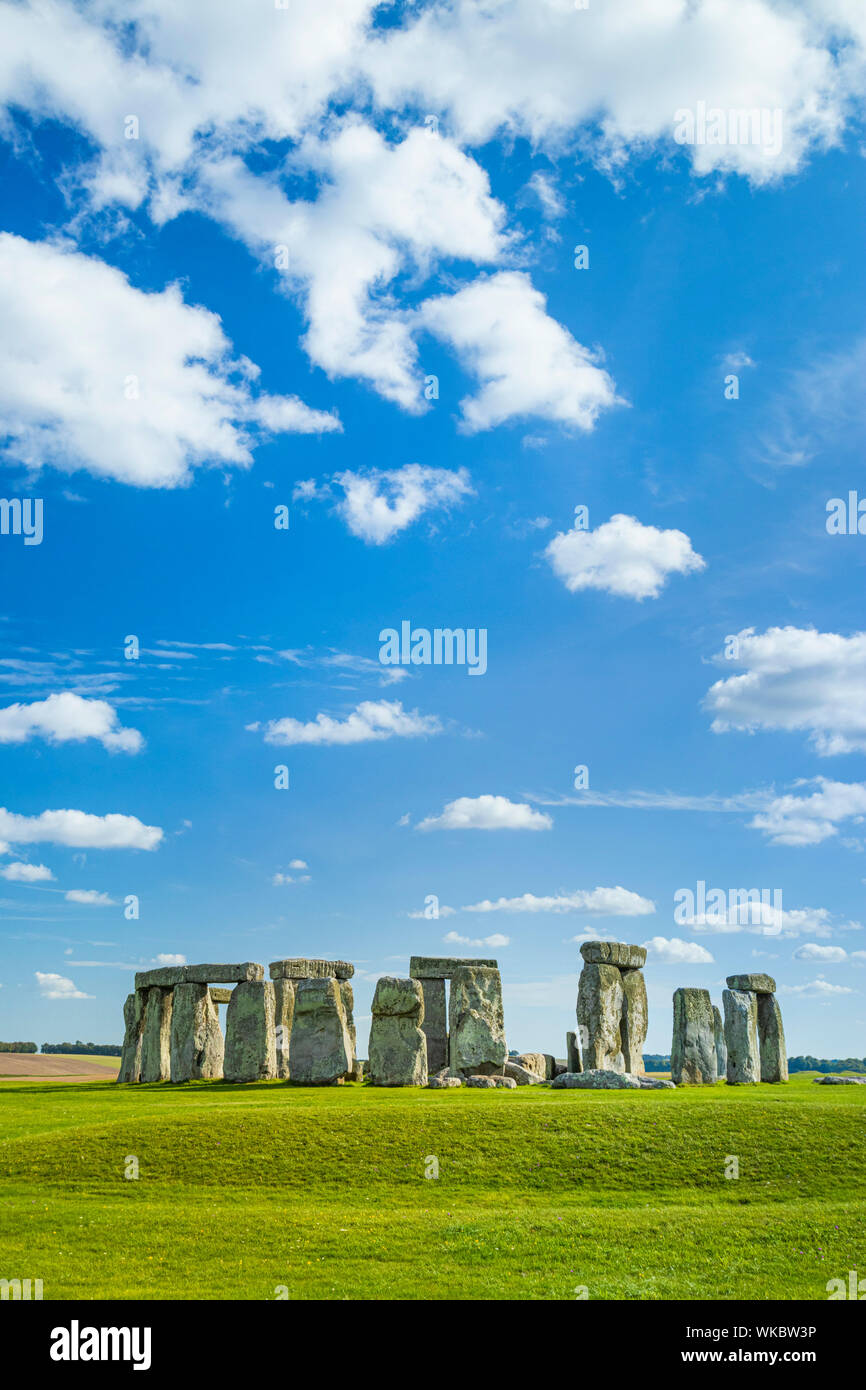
551, 1069, 641, 1089
289, 976, 353, 1085
723, 988, 761, 1084
514, 1052, 546, 1077
671, 987, 717, 1086
139, 986, 173, 1082
428, 1072, 463, 1088
554, 1060, 568, 1077
634, 1074, 676, 1089
223, 980, 276, 1082
504, 1061, 545, 1085
577, 962, 624, 1071
369, 976, 427, 1087
713, 1004, 727, 1079
620, 968, 648, 1074
117, 991, 144, 1083
170, 982, 224, 1082
409, 955, 497, 979
566, 1030, 582, 1073
273, 977, 296, 1080
449, 965, 507, 1076
465, 1074, 516, 1089
758, 993, 788, 1083
813, 1075, 866, 1085
269, 958, 354, 981
580, 941, 647, 969
726, 973, 776, 994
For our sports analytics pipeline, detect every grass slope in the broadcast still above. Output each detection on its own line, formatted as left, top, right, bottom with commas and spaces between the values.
0, 1074, 863, 1300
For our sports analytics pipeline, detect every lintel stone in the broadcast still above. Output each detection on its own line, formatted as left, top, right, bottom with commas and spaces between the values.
579, 941, 647, 969
409, 955, 496, 979
269, 958, 354, 980
725, 972, 776, 994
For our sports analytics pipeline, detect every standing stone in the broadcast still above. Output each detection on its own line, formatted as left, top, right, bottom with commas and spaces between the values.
289, 977, 352, 1085
577, 963, 623, 1071
566, 1030, 582, 1073
713, 1004, 727, 1078
273, 978, 296, 1080
757, 993, 788, 1083
620, 969, 647, 1074
671, 988, 717, 1085
369, 977, 427, 1087
340, 980, 357, 1074
723, 988, 761, 1084
448, 965, 506, 1076
223, 980, 276, 1083
170, 982, 224, 1082
415, 976, 448, 1074
139, 986, 173, 1082
118, 991, 144, 1083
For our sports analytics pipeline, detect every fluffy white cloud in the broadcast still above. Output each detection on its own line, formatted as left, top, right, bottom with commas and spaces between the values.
749, 778, 866, 846
793, 943, 849, 963
0, 861, 54, 882
420, 272, 620, 432
417, 795, 552, 832
779, 975, 854, 997
0, 233, 340, 487
251, 700, 443, 747
462, 886, 654, 915
705, 627, 866, 755
331, 465, 473, 543
686, 900, 857, 939
35, 971, 93, 1000
65, 889, 116, 906
0, 693, 143, 753
155, 953, 186, 966
546, 513, 705, 600
642, 936, 714, 965
0, 808, 162, 850
443, 930, 510, 948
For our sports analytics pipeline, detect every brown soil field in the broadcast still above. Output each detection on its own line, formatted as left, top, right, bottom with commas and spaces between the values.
0, 1054, 119, 1079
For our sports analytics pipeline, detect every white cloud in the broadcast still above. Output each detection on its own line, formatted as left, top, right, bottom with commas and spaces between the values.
687, 901, 858, 939
421, 272, 620, 433
0, 861, 54, 882
462, 887, 655, 916
289, 859, 308, 870
0, 693, 143, 753
749, 778, 866, 846
417, 795, 552, 832
331, 464, 473, 543
0, 808, 162, 850
0, 233, 340, 487
442, 930, 510, 948
252, 699, 443, 747
35, 971, 93, 1000
793, 943, 849, 963
545, 513, 705, 600
779, 975, 855, 997
705, 627, 866, 755
642, 936, 714, 965
155, 953, 186, 966
65, 889, 116, 906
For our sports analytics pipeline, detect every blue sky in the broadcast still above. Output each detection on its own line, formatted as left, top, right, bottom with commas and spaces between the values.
1, 0, 866, 1058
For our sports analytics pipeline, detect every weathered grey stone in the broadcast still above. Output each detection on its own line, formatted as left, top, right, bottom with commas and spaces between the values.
348, 1059, 365, 1083
566, 1030, 582, 1073
620, 968, 647, 1074
579, 941, 647, 969
671, 988, 717, 1085
465, 1074, 516, 1088
369, 976, 428, 1086
139, 986, 173, 1082
289, 976, 352, 1085
577, 962, 624, 1071
448, 965, 506, 1076
416, 976, 448, 1073
170, 982, 224, 1082
514, 1052, 546, 1077
723, 988, 761, 1084
551, 1069, 641, 1089
209, 988, 232, 1004
117, 991, 144, 1083
269, 958, 354, 981
726, 973, 776, 994
504, 1061, 545, 1085
409, 956, 496, 980
813, 1075, 866, 1085
340, 980, 356, 1073
758, 993, 788, 1083
634, 1074, 676, 1089
428, 1071, 463, 1088
273, 978, 296, 1080
713, 1004, 727, 1078
223, 980, 276, 1082
554, 1059, 568, 1076
135, 966, 186, 990
184, 962, 264, 985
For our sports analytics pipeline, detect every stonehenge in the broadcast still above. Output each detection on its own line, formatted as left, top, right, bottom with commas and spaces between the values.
722, 974, 786, 1084
289, 977, 353, 1085
576, 941, 647, 1074
448, 964, 507, 1077
713, 1005, 727, 1079
410, 956, 496, 1073
369, 977, 427, 1087
170, 982, 224, 1082
671, 988, 717, 1085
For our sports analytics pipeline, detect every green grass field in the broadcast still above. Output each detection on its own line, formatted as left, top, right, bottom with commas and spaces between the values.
1, 1072, 863, 1300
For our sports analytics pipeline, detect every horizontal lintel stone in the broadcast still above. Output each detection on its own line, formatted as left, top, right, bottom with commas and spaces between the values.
269, 958, 354, 981
725, 973, 776, 994
409, 956, 497, 979
579, 941, 647, 969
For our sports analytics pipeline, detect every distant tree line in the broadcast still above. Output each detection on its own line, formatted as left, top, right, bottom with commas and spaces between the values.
788, 1056, 866, 1074
0, 1041, 38, 1053
41, 1041, 123, 1056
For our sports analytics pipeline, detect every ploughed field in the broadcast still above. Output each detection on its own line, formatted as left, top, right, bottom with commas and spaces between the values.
0, 1073, 863, 1300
